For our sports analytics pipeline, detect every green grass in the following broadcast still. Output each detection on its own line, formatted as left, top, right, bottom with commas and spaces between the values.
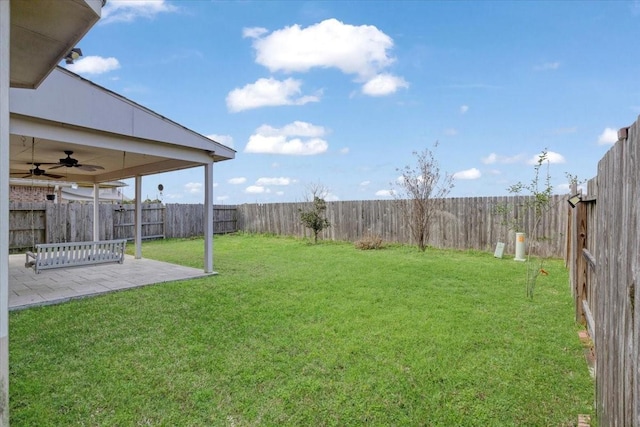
10, 234, 594, 426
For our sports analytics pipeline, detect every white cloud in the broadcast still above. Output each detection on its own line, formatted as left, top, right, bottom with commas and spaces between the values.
443, 128, 458, 136
66, 56, 120, 75
453, 168, 481, 180
340, 147, 350, 154
245, 121, 329, 155
482, 153, 498, 164
556, 182, 588, 194
207, 134, 234, 149
460, 105, 469, 114
216, 195, 229, 202
325, 193, 340, 202
276, 191, 285, 196
361, 74, 409, 96
598, 127, 618, 145
375, 189, 394, 197
255, 177, 293, 186
246, 18, 405, 96
242, 27, 268, 38
226, 77, 320, 112
246, 136, 328, 155
527, 151, 566, 165
228, 177, 247, 185
101, 0, 177, 24
245, 185, 270, 194
184, 182, 202, 194
534, 62, 560, 71
247, 19, 394, 77
360, 181, 371, 186
481, 153, 523, 165
278, 121, 327, 137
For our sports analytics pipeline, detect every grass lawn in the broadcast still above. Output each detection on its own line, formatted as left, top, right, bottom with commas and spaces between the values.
10, 234, 594, 426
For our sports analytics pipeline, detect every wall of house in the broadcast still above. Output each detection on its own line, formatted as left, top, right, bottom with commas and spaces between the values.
9, 185, 61, 203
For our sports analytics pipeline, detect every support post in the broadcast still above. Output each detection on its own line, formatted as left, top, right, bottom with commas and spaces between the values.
93, 183, 99, 241
204, 162, 214, 273
135, 176, 142, 259
0, 1, 10, 424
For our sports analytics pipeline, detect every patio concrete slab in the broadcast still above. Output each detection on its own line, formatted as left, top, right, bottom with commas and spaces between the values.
9, 254, 214, 311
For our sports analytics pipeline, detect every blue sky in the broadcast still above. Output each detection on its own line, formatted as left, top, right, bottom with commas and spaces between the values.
65, 0, 640, 204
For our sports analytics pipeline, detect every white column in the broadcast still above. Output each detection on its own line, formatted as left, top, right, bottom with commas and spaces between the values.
93, 183, 99, 241
135, 176, 142, 259
0, 1, 10, 425
204, 162, 214, 273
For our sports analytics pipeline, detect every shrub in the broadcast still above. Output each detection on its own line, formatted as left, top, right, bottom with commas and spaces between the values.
355, 233, 384, 250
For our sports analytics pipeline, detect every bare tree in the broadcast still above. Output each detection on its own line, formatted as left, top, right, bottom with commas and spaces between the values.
393, 143, 454, 251
299, 183, 331, 243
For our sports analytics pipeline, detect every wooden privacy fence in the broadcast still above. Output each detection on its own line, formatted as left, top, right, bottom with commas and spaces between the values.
237, 195, 568, 257
9, 203, 237, 251
567, 118, 640, 426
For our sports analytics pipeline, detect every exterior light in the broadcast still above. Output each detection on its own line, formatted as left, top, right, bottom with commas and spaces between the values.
568, 194, 582, 208
65, 48, 83, 64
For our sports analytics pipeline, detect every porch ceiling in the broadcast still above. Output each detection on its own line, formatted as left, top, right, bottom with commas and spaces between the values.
8, 133, 201, 184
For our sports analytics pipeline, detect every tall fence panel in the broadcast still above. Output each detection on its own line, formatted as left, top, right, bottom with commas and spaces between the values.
113, 204, 165, 240
568, 117, 640, 425
9, 203, 238, 251
8, 202, 46, 251
594, 121, 639, 426
237, 195, 567, 257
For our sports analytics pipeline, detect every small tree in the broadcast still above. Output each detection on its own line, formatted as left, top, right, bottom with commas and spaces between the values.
299, 184, 331, 243
393, 143, 454, 251
500, 149, 554, 299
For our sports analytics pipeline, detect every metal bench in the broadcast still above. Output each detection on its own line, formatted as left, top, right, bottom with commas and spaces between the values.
25, 239, 127, 274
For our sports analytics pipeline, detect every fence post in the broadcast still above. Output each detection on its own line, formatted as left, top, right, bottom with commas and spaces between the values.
574, 199, 588, 324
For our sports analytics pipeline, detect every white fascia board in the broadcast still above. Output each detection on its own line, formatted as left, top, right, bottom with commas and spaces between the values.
10, 114, 215, 164
10, 68, 235, 160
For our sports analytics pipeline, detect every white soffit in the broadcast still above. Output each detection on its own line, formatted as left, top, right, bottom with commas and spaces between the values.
10, 0, 103, 89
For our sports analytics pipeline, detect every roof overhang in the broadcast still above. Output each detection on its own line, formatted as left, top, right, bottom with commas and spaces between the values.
10, 0, 103, 89
9, 68, 236, 185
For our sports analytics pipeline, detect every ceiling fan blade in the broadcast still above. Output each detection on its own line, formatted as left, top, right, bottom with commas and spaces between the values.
10, 171, 33, 177
48, 164, 64, 170
44, 173, 64, 179
77, 164, 104, 171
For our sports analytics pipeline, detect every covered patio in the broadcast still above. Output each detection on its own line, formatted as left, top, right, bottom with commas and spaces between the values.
9, 66, 236, 273
9, 253, 211, 311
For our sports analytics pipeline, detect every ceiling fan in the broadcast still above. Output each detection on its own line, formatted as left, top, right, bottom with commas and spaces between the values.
10, 163, 63, 179
42, 151, 105, 172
